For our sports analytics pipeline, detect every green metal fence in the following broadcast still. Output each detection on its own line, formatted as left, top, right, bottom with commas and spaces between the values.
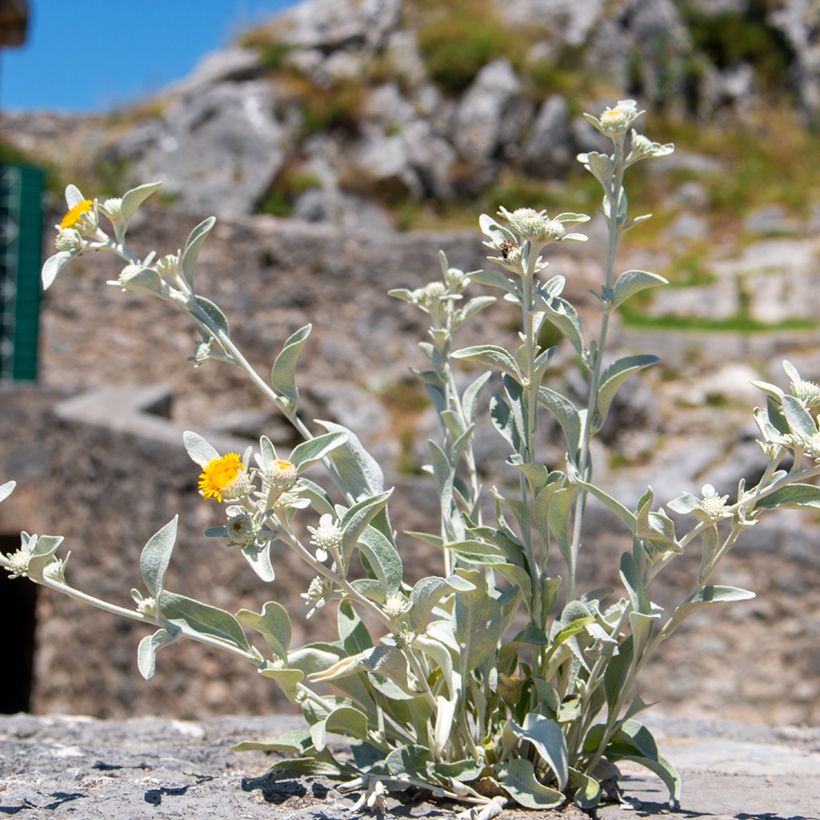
0, 163, 43, 382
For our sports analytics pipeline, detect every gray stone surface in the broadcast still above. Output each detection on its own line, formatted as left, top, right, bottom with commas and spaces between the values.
0, 713, 817, 818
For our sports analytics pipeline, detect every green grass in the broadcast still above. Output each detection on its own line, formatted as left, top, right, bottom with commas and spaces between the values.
621, 308, 819, 334
256, 166, 322, 217
0, 139, 63, 195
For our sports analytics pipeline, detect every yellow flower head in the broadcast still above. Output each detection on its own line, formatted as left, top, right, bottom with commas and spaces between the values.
198, 453, 244, 502
59, 199, 94, 230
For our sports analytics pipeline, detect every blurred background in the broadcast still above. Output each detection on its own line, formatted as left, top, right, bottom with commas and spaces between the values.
0, 0, 817, 725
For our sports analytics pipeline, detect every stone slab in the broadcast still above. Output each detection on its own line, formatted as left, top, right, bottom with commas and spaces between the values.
0, 714, 817, 819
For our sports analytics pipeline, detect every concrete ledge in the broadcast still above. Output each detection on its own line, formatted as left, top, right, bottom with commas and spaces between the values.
0, 714, 817, 818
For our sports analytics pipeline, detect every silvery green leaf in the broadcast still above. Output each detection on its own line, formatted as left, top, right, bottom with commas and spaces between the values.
140, 516, 178, 597
457, 295, 496, 325
461, 371, 491, 423
316, 420, 384, 499
672, 585, 754, 624
268, 749, 352, 777
569, 767, 601, 810
42, 252, 73, 290
182, 216, 216, 284
548, 486, 576, 572
158, 590, 251, 653
409, 575, 474, 633
603, 635, 633, 711
666, 493, 700, 515
512, 462, 550, 493
299, 477, 336, 516
782, 395, 817, 438
596, 354, 660, 428
532, 345, 558, 383
428, 440, 454, 513
121, 181, 163, 223
236, 601, 291, 659
445, 539, 506, 559
338, 600, 373, 655
340, 489, 393, 563
538, 295, 584, 357
242, 540, 275, 581
783, 359, 802, 384
432, 693, 458, 756
26, 535, 64, 581
533, 477, 563, 541
0, 480, 15, 504
120, 266, 165, 296
137, 627, 179, 680
194, 295, 230, 335
452, 344, 521, 379
469, 267, 518, 292
749, 380, 784, 402
542, 274, 566, 297
415, 636, 456, 698
508, 713, 568, 788
479, 214, 516, 243
358, 525, 403, 596
538, 388, 582, 460
620, 552, 651, 615
387, 287, 416, 304
755, 483, 820, 510
270, 324, 311, 401
490, 394, 521, 452
310, 706, 369, 752
182, 430, 219, 467
579, 151, 614, 186
453, 570, 503, 671
611, 270, 668, 309
65, 184, 85, 208
290, 431, 348, 470
497, 759, 564, 809
232, 728, 312, 754
258, 666, 305, 701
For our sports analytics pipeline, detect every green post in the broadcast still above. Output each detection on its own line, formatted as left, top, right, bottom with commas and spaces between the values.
0, 163, 44, 382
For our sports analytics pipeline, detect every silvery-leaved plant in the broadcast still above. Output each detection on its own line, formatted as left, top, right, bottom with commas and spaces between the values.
4, 100, 819, 816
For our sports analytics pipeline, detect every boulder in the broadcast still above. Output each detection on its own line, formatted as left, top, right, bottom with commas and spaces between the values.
522, 95, 572, 174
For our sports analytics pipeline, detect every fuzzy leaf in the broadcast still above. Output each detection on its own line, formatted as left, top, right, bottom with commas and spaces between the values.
316, 420, 384, 499
137, 627, 178, 680
755, 483, 820, 511
509, 713, 568, 788
782, 395, 817, 438
453, 571, 503, 671
409, 575, 475, 633
271, 324, 311, 401
232, 728, 312, 754
194, 295, 229, 335
139, 516, 178, 598
358, 525, 403, 596
121, 181, 163, 223
182, 216, 216, 284
538, 295, 584, 356
182, 430, 219, 467
236, 601, 291, 659
341, 490, 393, 562
452, 344, 521, 379
42, 252, 73, 290
0, 481, 15, 504
596, 354, 659, 428
611, 269, 668, 309
158, 591, 251, 653
310, 706, 369, 752
672, 585, 754, 623
497, 759, 564, 809
290, 431, 348, 470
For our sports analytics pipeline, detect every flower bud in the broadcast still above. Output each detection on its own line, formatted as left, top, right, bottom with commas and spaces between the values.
55, 228, 83, 254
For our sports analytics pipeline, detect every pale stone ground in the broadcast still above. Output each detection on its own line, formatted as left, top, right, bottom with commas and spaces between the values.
0, 713, 817, 819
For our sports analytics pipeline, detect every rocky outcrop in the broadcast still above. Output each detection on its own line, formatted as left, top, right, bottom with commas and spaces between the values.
56, 0, 816, 222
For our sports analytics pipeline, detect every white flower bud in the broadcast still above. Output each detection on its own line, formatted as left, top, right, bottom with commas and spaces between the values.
101, 198, 123, 223
54, 228, 83, 254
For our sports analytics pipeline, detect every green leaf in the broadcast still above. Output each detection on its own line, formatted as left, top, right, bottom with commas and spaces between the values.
619, 552, 650, 615
182, 216, 216, 284
316, 420, 384, 499
603, 635, 634, 712
337, 600, 373, 655
539, 295, 584, 356
497, 759, 564, 809
182, 431, 219, 467
508, 713, 568, 788
290, 431, 348, 470
341, 490, 393, 563
672, 585, 754, 623
137, 627, 179, 680
489, 393, 521, 452
409, 575, 474, 633
358, 525, 403, 596
310, 705, 369, 752
782, 395, 817, 438
451, 344, 521, 379
461, 371, 492, 424
158, 591, 251, 653
194, 295, 229, 336
41, 251, 73, 290
537, 388, 582, 461
548, 486, 576, 573
232, 728, 312, 754
445, 539, 506, 559
236, 601, 291, 659
25, 535, 63, 581
755, 483, 820, 510
121, 181, 163, 223
0, 480, 15, 504
611, 269, 668, 309
453, 570, 503, 671
270, 324, 311, 401
139, 517, 178, 598
569, 767, 600, 810
468, 267, 517, 292
573, 477, 637, 532
596, 354, 659, 428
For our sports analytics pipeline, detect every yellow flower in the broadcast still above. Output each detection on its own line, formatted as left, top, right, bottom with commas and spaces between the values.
198, 453, 244, 502
59, 199, 94, 230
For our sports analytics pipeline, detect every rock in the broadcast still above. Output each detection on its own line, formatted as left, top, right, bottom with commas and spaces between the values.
499, 0, 605, 45
281, 0, 401, 53
111, 81, 288, 217
665, 211, 709, 242
743, 204, 802, 236
454, 59, 527, 166
346, 126, 422, 200
522, 95, 572, 174
672, 181, 709, 209
402, 119, 457, 200
171, 48, 263, 94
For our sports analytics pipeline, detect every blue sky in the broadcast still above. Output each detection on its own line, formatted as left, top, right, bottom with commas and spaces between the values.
2, 0, 298, 112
